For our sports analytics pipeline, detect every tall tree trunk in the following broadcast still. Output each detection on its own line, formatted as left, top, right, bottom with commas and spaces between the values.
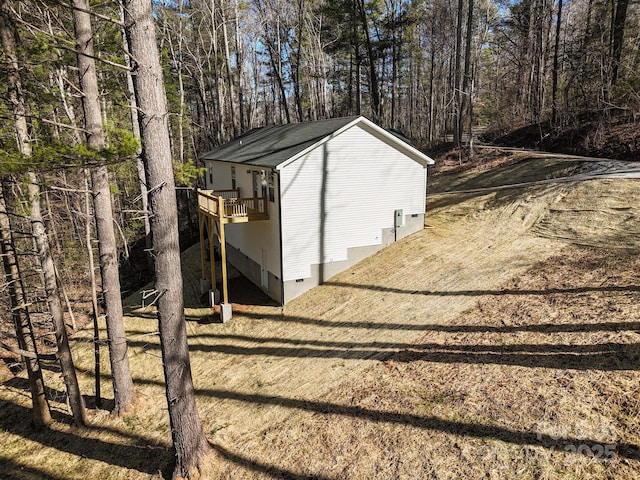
453, 0, 464, 157
293, 0, 305, 122
351, 0, 361, 115
121, 3, 152, 271
84, 171, 102, 409
0, 183, 52, 428
551, 0, 563, 124
176, 1, 186, 162
234, 0, 245, 131
72, 0, 135, 414
467, 65, 475, 161
263, 24, 291, 124
460, 0, 474, 151
220, 4, 239, 135
1, 0, 86, 427
123, 1, 210, 476
162, 0, 187, 162
357, 0, 380, 121
428, 19, 436, 145
29, 174, 87, 426
390, 7, 398, 128
610, 0, 629, 91
208, 0, 225, 142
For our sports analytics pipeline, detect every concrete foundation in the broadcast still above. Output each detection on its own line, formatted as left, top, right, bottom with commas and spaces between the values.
220, 213, 424, 305
220, 302, 232, 323
282, 214, 425, 303
225, 242, 283, 302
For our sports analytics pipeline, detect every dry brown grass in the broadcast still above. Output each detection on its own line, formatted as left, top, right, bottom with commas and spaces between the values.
223, 246, 640, 479
1, 154, 639, 479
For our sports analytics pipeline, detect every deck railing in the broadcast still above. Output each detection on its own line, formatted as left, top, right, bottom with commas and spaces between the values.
198, 189, 268, 220
240, 196, 267, 215
224, 198, 248, 217
213, 189, 240, 200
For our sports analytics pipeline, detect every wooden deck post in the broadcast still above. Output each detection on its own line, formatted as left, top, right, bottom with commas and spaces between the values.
199, 212, 205, 279
208, 216, 216, 290
197, 189, 266, 312
218, 196, 229, 304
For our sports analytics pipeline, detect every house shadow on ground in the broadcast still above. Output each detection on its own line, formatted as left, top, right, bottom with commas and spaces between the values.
124, 242, 278, 321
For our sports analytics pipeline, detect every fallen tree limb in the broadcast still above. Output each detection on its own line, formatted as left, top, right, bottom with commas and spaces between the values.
0, 340, 38, 359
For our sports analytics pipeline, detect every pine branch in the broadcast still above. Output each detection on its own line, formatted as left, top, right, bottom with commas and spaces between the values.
54, 0, 125, 27
7, 6, 131, 71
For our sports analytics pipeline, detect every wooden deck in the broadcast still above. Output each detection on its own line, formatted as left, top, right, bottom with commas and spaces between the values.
197, 189, 269, 223
197, 188, 269, 310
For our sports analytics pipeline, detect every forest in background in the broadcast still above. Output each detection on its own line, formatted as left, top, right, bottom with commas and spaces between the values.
0, 0, 638, 476
151, 0, 640, 152
3, 0, 639, 164
1, 0, 637, 297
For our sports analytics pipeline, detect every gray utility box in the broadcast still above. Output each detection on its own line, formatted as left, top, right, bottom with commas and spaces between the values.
394, 209, 403, 228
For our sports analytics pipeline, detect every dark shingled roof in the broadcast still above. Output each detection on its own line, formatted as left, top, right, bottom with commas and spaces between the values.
201, 116, 361, 168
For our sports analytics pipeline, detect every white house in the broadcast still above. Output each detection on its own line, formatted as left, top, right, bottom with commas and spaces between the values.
198, 116, 434, 305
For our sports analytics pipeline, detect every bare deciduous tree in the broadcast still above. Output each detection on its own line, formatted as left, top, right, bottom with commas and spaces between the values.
0, 182, 51, 428
72, 0, 136, 415
1, 0, 87, 427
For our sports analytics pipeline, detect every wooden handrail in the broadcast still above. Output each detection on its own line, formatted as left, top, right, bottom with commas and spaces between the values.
198, 188, 239, 200
198, 189, 268, 219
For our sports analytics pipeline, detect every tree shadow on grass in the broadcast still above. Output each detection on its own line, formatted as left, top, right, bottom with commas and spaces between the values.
388, 343, 640, 371
186, 319, 640, 344
83, 370, 640, 469
117, 309, 640, 336
188, 309, 638, 337
323, 281, 640, 298
0, 455, 69, 480
210, 443, 335, 480
125, 337, 640, 371
121, 279, 640, 332
239, 307, 640, 334
117, 303, 640, 372
0, 398, 169, 476
198, 388, 640, 462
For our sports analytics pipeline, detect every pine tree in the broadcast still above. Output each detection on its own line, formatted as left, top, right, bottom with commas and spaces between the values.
123, 0, 210, 476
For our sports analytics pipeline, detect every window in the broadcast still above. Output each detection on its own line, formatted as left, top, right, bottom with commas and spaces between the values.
208, 167, 213, 185
231, 166, 236, 190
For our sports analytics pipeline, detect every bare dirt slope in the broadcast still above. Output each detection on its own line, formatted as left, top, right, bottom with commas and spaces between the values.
1, 153, 639, 479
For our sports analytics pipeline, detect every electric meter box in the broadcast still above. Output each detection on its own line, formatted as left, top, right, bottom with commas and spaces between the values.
394, 209, 403, 228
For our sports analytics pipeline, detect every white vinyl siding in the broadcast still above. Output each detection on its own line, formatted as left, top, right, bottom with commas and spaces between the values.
204, 161, 233, 190
279, 125, 426, 281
